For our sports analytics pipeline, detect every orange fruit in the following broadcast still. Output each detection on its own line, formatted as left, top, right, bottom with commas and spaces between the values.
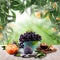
6, 44, 19, 55
35, 12, 41, 18
0, 33, 3, 39
56, 17, 60, 20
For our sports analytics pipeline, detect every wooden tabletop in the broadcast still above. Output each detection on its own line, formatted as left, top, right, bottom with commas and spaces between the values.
0, 45, 60, 60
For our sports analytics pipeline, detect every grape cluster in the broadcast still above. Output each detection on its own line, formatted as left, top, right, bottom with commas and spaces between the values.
19, 31, 42, 42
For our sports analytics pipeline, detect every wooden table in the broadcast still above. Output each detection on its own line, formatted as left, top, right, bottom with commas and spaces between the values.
0, 45, 60, 60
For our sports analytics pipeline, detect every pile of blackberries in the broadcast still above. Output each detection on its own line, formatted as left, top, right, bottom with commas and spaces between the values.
19, 31, 42, 42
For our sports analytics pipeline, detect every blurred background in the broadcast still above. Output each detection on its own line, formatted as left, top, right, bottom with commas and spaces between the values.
0, 0, 60, 45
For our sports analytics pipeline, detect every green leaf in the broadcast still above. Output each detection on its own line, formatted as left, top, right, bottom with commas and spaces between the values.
26, 0, 31, 7
11, 10, 16, 21
7, 10, 16, 22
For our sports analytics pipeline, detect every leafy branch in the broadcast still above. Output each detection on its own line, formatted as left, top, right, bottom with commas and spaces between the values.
0, 0, 60, 44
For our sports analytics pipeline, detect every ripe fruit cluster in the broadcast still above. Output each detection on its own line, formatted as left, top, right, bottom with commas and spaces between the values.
19, 31, 42, 42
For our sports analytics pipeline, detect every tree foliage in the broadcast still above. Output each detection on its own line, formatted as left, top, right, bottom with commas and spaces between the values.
0, 0, 60, 44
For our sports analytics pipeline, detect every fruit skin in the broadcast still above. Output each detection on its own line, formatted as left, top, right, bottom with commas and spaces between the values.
24, 46, 33, 54
0, 33, 3, 39
56, 17, 60, 20
6, 44, 19, 55
35, 12, 41, 18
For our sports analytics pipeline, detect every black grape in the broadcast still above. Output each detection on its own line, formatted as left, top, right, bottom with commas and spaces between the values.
19, 31, 42, 42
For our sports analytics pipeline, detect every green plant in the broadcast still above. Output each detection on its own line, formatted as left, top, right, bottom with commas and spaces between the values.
0, 0, 60, 28
35, 50, 46, 58
0, 0, 60, 44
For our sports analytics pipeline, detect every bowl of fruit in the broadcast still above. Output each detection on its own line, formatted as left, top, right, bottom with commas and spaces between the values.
19, 31, 42, 52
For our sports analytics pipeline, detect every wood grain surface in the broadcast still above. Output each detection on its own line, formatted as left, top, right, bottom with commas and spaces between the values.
0, 45, 60, 60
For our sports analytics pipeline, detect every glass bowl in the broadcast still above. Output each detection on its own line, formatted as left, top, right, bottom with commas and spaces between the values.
23, 41, 40, 51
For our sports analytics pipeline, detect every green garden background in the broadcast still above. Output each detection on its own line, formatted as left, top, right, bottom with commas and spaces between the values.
0, 0, 60, 45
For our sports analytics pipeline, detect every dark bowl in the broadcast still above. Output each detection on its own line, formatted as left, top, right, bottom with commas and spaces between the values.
40, 45, 48, 49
